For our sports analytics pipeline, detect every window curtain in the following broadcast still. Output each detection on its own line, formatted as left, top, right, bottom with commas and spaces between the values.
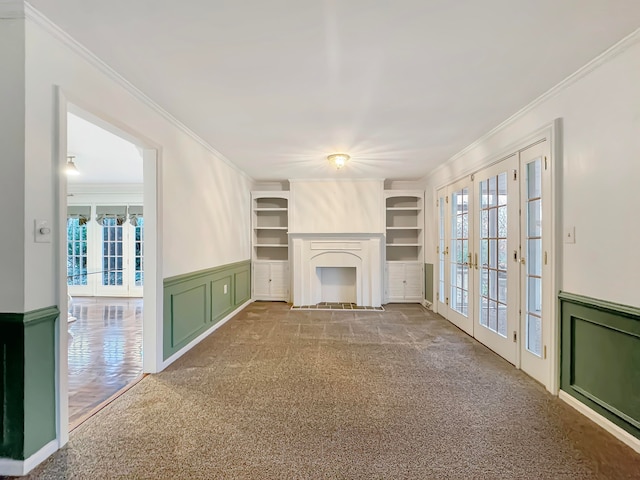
67, 205, 91, 225
128, 205, 143, 226
95, 205, 128, 226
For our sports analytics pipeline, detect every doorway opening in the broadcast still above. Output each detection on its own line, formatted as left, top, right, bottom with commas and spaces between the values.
65, 110, 145, 428
435, 132, 557, 392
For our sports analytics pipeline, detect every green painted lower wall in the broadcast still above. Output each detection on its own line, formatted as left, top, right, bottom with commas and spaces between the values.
0, 307, 59, 460
424, 263, 433, 303
163, 260, 251, 360
560, 292, 640, 439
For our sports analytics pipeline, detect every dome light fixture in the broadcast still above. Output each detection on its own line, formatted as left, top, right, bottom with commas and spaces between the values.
327, 153, 350, 170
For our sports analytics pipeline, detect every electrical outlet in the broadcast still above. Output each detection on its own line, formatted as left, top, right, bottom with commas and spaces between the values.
223, 284, 228, 294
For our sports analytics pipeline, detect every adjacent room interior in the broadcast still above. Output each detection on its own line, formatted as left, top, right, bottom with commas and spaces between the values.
65, 110, 144, 428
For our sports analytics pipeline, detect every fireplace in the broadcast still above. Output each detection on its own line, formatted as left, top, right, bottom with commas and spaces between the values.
289, 233, 384, 307
316, 267, 357, 303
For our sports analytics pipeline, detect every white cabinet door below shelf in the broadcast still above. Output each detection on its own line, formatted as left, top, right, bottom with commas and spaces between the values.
386, 262, 424, 302
404, 263, 424, 299
253, 261, 289, 300
270, 262, 289, 299
253, 262, 271, 298
386, 263, 406, 300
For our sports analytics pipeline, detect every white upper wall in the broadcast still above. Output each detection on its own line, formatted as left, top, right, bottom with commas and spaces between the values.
22, 16, 252, 310
0, 14, 26, 312
290, 179, 384, 234
425, 33, 640, 308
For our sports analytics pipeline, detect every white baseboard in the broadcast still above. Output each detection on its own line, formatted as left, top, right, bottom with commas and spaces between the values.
0, 439, 59, 476
559, 390, 640, 454
160, 299, 253, 371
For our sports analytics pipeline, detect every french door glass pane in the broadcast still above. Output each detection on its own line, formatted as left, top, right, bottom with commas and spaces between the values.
525, 158, 543, 356
478, 172, 508, 337
450, 188, 469, 316
135, 217, 145, 286
102, 218, 124, 286
439, 198, 445, 303
67, 218, 88, 286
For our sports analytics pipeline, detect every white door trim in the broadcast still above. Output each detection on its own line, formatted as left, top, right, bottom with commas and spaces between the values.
55, 88, 164, 453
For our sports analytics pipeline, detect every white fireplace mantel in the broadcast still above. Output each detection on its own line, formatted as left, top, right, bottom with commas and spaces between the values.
289, 233, 384, 307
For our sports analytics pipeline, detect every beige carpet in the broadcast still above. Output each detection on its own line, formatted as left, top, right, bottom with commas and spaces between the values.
13, 302, 640, 479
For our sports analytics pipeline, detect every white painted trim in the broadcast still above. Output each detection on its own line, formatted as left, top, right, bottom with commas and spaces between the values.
0, 439, 58, 476
426, 27, 640, 180
559, 390, 640, 455
160, 299, 253, 371
55, 88, 70, 449
23, 2, 253, 184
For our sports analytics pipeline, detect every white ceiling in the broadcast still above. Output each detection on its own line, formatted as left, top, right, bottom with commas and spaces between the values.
67, 112, 143, 184
30, 0, 640, 181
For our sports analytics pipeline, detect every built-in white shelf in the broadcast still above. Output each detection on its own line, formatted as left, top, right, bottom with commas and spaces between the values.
252, 192, 290, 298
384, 191, 424, 302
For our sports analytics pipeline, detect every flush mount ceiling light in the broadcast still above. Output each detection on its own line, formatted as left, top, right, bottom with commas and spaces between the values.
327, 153, 350, 170
66, 155, 80, 176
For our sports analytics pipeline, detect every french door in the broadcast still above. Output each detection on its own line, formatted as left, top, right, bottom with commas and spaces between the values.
518, 142, 551, 385
473, 155, 519, 364
437, 177, 474, 336
437, 140, 552, 387
68, 207, 144, 297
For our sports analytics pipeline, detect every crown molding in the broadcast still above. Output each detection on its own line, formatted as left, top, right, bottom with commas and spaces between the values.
426, 26, 640, 180
0, 0, 24, 18
288, 178, 385, 183
23, 2, 253, 183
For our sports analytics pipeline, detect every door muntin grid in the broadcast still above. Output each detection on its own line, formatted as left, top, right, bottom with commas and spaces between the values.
438, 198, 446, 304
525, 159, 543, 356
67, 218, 88, 286
102, 218, 124, 286
479, 173, 508, 337
134, 217, 144, 287
450, 188, 469, 316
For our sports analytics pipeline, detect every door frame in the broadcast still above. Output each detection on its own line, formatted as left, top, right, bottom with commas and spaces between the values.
55, 88, 164, 449
433, 120, 560, 393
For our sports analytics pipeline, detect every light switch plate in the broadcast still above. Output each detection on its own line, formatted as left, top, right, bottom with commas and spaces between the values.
35, 219, 52, 243
564, 226, 575, 244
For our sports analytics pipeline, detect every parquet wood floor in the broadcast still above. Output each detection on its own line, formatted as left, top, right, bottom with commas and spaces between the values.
67, 296, 143, 428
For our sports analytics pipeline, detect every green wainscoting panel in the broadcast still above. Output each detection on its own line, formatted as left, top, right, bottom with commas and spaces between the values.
234, 269, 250, 305
170, 283, 209, 347
0, 306, 59, 460
424, 263, 434, 303
560, 292, 640, 439
163, 260, 250, 360
211, 275, 233, 321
